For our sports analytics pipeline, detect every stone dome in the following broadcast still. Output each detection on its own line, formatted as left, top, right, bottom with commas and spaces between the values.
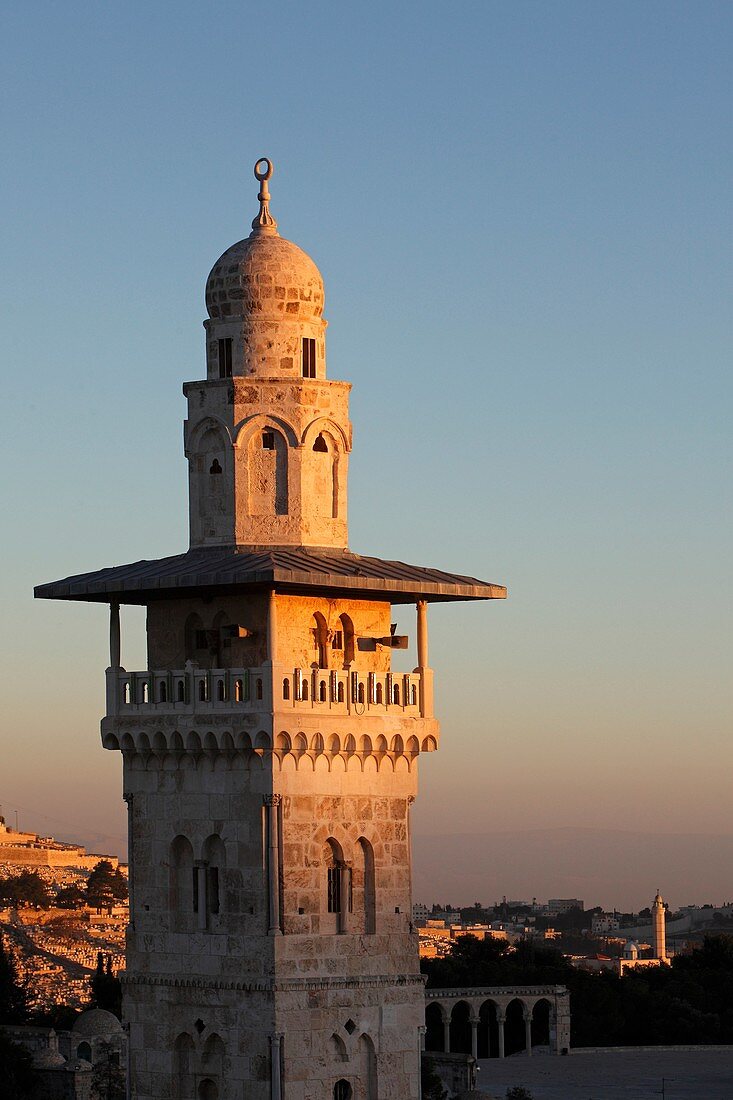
205, 157, 325, 325
72, 1008, 123, 1039
33, 1047, 66, 1069
205, 233, 324, 322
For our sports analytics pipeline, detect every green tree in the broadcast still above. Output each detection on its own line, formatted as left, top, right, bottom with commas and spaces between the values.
420, 1055, 447, 1100
0, 1032, 38, 1099
86, 862, 127, 912
0, 871, 52, 909
90, 953, 122, 1019
55, 883, 87, 908
91, 1041, 126, 1100
0, 933, 27, 1023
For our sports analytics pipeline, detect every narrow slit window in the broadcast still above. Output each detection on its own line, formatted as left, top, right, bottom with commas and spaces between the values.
302, 337, 316, 378
218, 338, 233, 378
262, 430, 275, 450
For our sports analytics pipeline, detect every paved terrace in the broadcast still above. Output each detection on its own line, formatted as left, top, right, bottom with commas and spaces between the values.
476, 1047, 733, 1099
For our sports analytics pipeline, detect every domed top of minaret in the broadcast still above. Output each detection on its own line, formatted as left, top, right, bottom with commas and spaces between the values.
205, 158, 325, 322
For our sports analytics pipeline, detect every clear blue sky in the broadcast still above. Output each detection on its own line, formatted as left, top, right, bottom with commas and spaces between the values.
1, 1, 730, 908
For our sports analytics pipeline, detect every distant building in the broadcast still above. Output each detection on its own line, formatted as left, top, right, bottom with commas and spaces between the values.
548, 898, 584, 915
0, 813, 118, 872
591, 912, 620, 935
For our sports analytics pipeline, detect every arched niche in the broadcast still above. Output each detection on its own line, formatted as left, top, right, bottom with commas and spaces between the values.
169, 836, 195, 932
247, 424, 289, 516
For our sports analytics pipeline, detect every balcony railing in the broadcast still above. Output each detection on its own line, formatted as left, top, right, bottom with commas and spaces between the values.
107, 666, 426, 718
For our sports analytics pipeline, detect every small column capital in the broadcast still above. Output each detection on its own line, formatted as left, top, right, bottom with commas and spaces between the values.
263, 794, 282, 807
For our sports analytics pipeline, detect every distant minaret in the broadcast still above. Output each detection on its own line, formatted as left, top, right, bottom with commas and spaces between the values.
652, 890, 667, 960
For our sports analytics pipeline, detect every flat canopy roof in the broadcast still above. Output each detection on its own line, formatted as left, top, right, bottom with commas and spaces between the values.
34, 546, 506, 606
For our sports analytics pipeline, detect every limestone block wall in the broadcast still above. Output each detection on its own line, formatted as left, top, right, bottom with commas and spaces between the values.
184, 376, 351, 548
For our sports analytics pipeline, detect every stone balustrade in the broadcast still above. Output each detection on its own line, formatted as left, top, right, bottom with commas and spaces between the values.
106, 666, 425, 718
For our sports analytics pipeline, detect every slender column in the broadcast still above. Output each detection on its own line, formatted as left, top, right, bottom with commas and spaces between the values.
470, 1015, 479, 1059
443, 1016, 450, 1054
497, 1009, 506, 1059
266, 589, 277, 663
265, 795, 282, 935
109, 601, 121, 669
523, 1008, 533, 1056
417, 1025, 426, 1100
270, 1033, 283, 1100
195, 862, 207, 930
416, 600, 428, 667
123, 1022, 132, 1100
338, 861, 351, 934
123, 794, 134, 929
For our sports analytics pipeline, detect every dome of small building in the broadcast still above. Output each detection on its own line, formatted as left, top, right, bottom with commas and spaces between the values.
205, 158, 324, 323
32, 1047, 66, 1069
72, 1008, 123, 1040
65, 1058, 93, 1072
624, 940, 639, 959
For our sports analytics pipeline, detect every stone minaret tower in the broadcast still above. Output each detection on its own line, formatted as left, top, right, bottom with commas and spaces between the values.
652, 890, 667, 961
36, 159, 505, 1100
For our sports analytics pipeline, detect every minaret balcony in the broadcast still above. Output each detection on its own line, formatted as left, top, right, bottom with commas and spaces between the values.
106, 666, 430, 719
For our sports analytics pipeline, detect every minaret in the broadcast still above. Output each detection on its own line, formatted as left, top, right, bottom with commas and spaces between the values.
652, 890, 667, 961
36, 160, 506, 1100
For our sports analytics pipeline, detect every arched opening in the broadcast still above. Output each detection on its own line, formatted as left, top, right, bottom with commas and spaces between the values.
337, 681, 345, 703
532, 998, 552, 1051
184, 612, 206, 664
425, 1003, 445, 1052
217, 679, 225, 702
357, 837, 376, 934
334, 1082, 352, 1100
313, 433, 328, 452
169, 836, 195, 930
331, 1033, 348, 1062
77, 1042, 92, 1062
505, 998, 526, 1057
360, 1033, 378, 1100
357, 682, 365, 704
392, 683, 400, 705
198, 680, 207, 702
190, 423, 228, 541
313, 612, 328, 668
302, 677, 309, 701
202, 835, 226, 922
141, 681, 149, 703
323, 837, 350, 931
411, 683, 418, 706
123, 681, 130, 704
479, 1000, 500, 1058
336, 613, 355, 667
449, 1000, 472, 1055
256, 678, 263, 700
200, 1033, 224, 1095
198, 1081, 218, 1100
248, 425, 288, 516
234, 678, 243, 702
173, 1033, 195, 1100
375, 682, 383, 705
319, 679, 327, 702
176, 679, 185, 702
282, 677, 290, 700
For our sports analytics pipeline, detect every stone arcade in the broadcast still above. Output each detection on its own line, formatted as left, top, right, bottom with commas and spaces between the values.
36, 159, 506, 1100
